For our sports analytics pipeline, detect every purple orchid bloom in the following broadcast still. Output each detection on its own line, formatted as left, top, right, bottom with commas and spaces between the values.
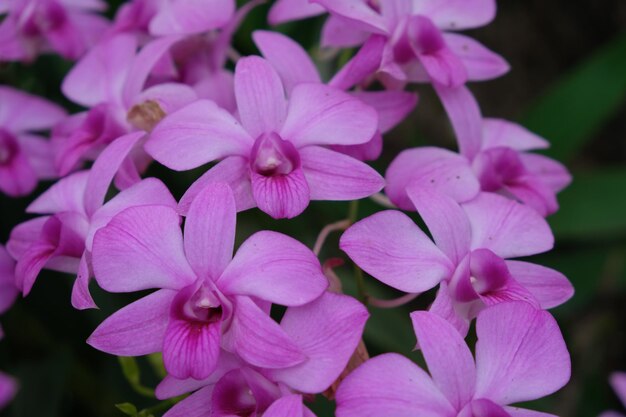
54, 33, 197, 176
600, 373, 626, 417
253, 30, 418, 161
7, 132, 177, 309
386, 118, 571, 216
147, 55, 384, 219
336, 301, 571, 417
155, 291, 368, 417
88, 182, 330, 379
341, 186, 573, 334
0, 0, 109, 62
0, 86, 66, 196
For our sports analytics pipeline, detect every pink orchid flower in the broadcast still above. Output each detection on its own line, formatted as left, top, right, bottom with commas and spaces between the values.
336, 302, 571, 417
88, 182, 329, 379
341, 187, 573, 334
600, 373, 626, 417
253, 30, 418, 161
147, 55, 384, 219
0, 0, 109, 62
155, 291, 368, 416
0, 86, 66, 196
386, 116, 571, 216
7, 132, 176, 309
54, 33, 196, 176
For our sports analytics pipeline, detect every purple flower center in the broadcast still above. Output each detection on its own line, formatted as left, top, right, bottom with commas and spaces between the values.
0, 130, 19, 166
473, 147, 527, 191
450, 249, 511, 303
393, 15, 445, 64
250, 132, 300, 177
172, 282, 223, 324
18, 0, 67, 37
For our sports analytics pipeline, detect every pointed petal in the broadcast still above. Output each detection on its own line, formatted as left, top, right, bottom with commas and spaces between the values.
184, 182, 236, 280
435, 84, 482, 159
268, 0, 325, 25
519, 153, 572, 193
444, 34, 509, 81
331, 131, 383, 161
250, 167, 310, 219
163, 317, 221, 380
146, 100, 252, 171
413, 0, 496, 30
27, 171, 89, 215
350, 90, 418, 133
462, 192, 554, 258
506, 261, 574, 309
162, 385, 212, 417
429, 281, 470, 337
340, 210, 453, 293
311, 0, 388, 33
6, 217, 48, 260
253, 30, 321, 95
611, 373, 626, 408
92, 205, 195, 292
88, 289, 176, 356
235, 56, 287, 138
150, 0, 235, 36
329, 35, 386, 90
84, 131, 145, 216
219, 231, 327, 306
62, 33, 136, 107
474, 302, 571, 404
385, 147, 479, 210
321, 15, 371, 48
407, 185, 471, 264
264, 395, 305, 417
281, 84, 378, 147
178, 156, 254, 215
70, 253, 96, 310
300, 146, 384, 201
223, 296, 305, 369
270, 292, 369, 393
335, 353, 456, 417
0, 86, 67, 132
411, 310, 476, 409
86, 178, 177, 250
459, 399, 510, 417
482, 119, 549, 151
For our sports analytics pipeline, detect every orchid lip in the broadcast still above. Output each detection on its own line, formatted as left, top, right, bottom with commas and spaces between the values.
171, 280, 225, 324
250, 132, 300, 177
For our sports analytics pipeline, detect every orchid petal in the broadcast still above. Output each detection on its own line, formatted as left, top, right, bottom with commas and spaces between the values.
312, 0, 388, 33
340, 210, 453, 293
184, 182, 236, 281
435, 84, 482, 160
519, 153, 572, 193
219, 231, 327, 306
474, 302, 571, 404
482, 119, 549, 151
264, 395, 305, 417
70, 253, 96, 310
506, 261, 574, 309
350, 90, 418, 133
0, 86, 67, 132
88, 289, 176, 356
149, 0, 235, 36
329, 35, 387, 91
281, 84, 378, 147
413, 0, 496, 30
444, 34, 509, 81
300, 146, 384, 201
250, 168, 310, 219
92, 205, 195, 292
268, 0, 325, 25
146, 100, 252, 170
462, 192, 554, 258
27, 171, 89, 215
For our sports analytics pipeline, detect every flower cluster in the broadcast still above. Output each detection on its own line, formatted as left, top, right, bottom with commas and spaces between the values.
0, 0, 577, 415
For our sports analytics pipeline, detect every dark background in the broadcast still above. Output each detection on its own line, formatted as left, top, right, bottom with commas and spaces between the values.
1, 1, 626, 416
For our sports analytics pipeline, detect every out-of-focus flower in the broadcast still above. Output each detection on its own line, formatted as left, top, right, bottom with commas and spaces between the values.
341, 187, 573, 334
600, 373, 626, 417
0, 372, 16, 411
88, 182, 329, 378
147, 56, 384, 219
386, 119, 571, 217
7, 133, 176, 309
336, 302, 571, 417
0, 86, 66, 196
0, 0, 109, 62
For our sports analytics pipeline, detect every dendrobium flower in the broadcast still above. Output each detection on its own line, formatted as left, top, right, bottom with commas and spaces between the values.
599, 373, 626, 417
147, 56, 384, 219
6, 133, 176, 309
336, 302, 571, 417
0, 0, 109, 62
341, 187, 573, 333
386, 118, 571, 216
253, 30, 418, 161
156, 291, 369, 416
0, 86, 66, 196
88, 182, 330, 379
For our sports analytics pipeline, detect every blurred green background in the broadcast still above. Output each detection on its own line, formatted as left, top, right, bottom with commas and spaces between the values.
1, 1, 626, 416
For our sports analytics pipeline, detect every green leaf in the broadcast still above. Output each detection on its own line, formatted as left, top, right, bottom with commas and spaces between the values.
117, 357, 155, 398
524, 31, 626, 161
115, 403, 139, 417
549, 169, 626, 240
